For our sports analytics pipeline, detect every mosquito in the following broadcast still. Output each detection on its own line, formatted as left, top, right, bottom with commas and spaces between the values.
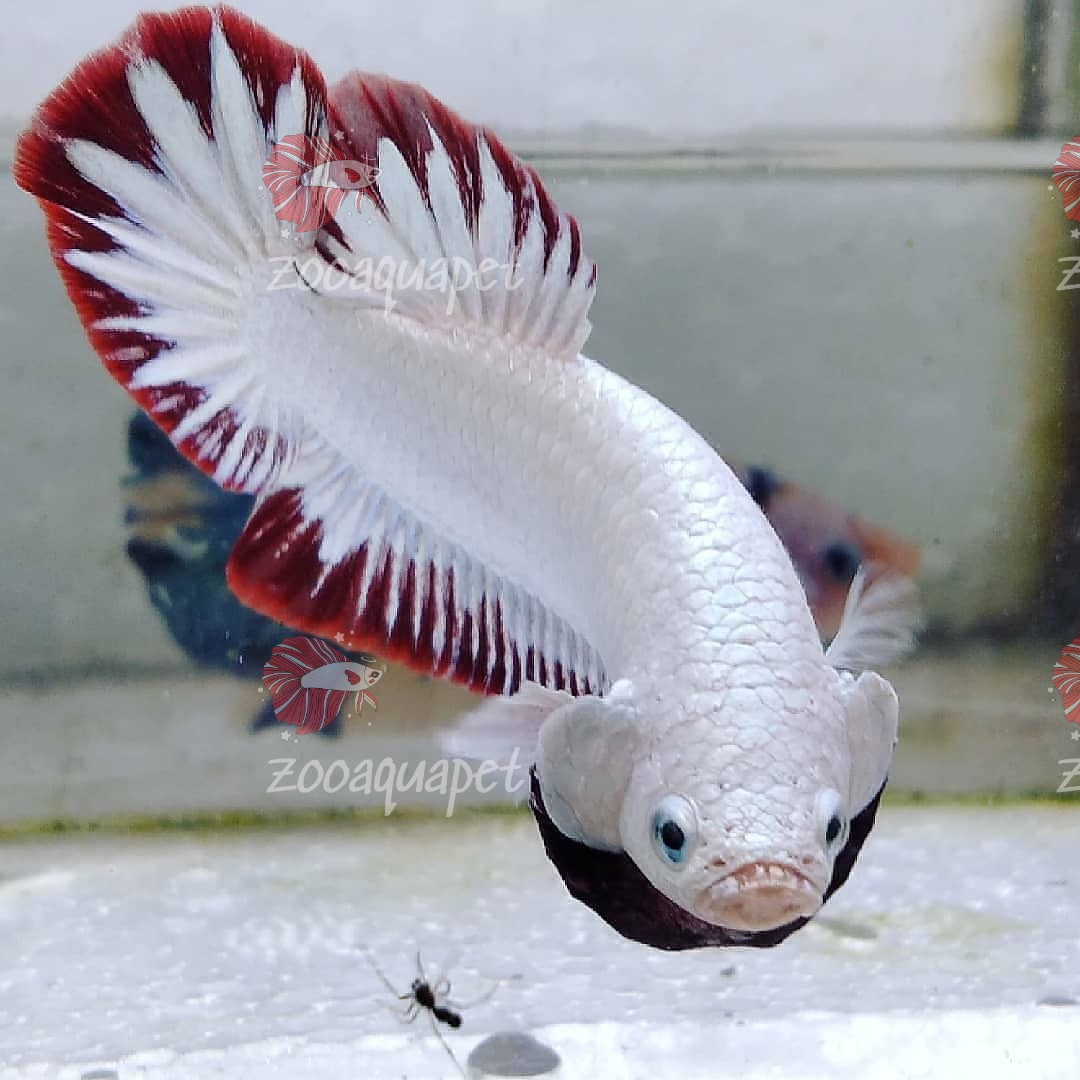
362, 949, 503, 1076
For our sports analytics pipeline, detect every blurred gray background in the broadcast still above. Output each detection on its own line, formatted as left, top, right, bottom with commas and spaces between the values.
1, 0, 1078, 823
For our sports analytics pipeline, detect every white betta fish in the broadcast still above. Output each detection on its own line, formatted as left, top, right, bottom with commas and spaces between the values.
15, 6, 918, 950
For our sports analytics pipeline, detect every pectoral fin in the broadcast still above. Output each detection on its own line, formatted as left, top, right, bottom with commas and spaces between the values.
439, 681, 574, 769
535, 684, 639, 851
825, 566, 921, 673
841, 670, 899, 813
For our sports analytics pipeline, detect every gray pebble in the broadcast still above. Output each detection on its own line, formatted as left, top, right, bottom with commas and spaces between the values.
467, 1030, 561, 1077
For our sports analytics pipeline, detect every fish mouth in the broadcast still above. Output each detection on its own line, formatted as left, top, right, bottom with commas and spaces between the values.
695, 861, 823, 932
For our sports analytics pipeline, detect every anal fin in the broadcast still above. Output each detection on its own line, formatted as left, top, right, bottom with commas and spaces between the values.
226, 464, 607, 699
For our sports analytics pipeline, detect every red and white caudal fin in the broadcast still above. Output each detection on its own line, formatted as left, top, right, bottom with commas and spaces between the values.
16, 6, 604, 699
15, 5, 328, 494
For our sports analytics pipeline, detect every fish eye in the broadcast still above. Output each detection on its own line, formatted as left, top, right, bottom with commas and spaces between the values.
825, 814, 843, 845
744, 466, 779, 509
816, 789, 849, 852
650, 794, 698, 868
822, 541, 861, 584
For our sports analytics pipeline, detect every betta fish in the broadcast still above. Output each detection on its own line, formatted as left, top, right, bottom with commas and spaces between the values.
124, 410, 284, 667
14, 6, 918, 950
125, 410, 350, 734
262, 132, 379, 233
262, 635, 383, 734
124, 416, 918, 723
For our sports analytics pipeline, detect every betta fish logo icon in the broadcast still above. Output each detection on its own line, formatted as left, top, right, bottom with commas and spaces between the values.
1054, 638, 1080, 793
1051, 637, 1080, 724
1052, 139, 1080, 221
262, 134, 379, 233
261, 635, 384, 736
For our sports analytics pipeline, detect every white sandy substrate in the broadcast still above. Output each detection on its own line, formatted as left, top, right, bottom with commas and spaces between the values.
1, 807, 1078, 1079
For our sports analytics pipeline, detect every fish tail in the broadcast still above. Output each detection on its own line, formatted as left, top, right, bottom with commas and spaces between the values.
14, 5, 329, 496
15, 5, 602, 697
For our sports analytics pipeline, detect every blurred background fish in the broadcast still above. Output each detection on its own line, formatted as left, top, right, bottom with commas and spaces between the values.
730, 463, 921, 642
123, 411, 919, 732
124, 411, 346, 735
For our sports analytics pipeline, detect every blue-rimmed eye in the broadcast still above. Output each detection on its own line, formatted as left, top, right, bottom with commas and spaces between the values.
650, 795, 698, 867
816, 789, 849, 853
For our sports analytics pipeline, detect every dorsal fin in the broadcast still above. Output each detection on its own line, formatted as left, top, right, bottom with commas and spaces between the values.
227, 477, 607, 696
318, 72, 596, 353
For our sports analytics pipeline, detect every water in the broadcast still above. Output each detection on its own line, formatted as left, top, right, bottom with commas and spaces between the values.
1, 128, 1078, 1077
0, 137, 1070, 809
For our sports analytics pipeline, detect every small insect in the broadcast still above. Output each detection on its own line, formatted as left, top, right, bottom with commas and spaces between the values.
362, 954, 473, 1071
363, 950, 502, 1076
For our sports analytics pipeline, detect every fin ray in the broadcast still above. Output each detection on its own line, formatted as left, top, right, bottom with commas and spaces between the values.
227, 470, 607, 697
825, 567, 921, 673
16, 6, 601, 697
